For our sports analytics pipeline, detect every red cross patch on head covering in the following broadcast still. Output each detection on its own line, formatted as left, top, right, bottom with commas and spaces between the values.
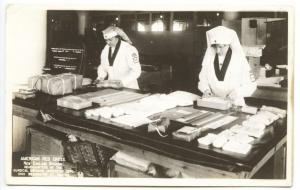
207, 26, 235, 45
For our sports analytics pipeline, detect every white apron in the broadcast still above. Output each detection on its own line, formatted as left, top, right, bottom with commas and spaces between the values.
198, 26, 256, 105
97, 41, 141, 89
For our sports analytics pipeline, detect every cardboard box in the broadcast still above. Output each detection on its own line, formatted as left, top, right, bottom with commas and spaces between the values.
107, 160, 152, 178
26, 126, 64, 156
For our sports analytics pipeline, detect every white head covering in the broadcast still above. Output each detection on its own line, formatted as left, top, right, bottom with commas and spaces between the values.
199, 26, 256, 105
203, 26, 247, 66
206, 26, 245, 54
102, 26, 133, 44
206, 26, 235, 45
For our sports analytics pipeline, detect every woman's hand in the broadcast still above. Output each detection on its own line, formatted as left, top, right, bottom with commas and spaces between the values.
110, 80, 124, 88
227, 90, 238, 101
92, 79, 100, 85
202, 89, 212, 98
227, 90, 245, 106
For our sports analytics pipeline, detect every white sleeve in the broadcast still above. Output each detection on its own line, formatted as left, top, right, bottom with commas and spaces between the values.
236, 62, 257, 97
198, 48, 212, 93
97, 49, 108, 80
120, 46, 142, 86
198, 63, 211, 93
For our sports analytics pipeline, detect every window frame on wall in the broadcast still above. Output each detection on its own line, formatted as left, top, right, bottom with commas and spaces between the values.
151, 19, 165, 32
172, 20, 188, 31
137, 22, 147, 32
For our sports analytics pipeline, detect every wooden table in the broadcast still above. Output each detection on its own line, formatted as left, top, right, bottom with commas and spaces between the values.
12, 92, 287, 179
245, 86, 288, 109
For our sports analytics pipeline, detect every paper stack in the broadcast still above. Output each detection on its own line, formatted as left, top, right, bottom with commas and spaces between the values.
111, 151, 151, 172
172, 126, 201, 142
191, 112, 223, 126
201, 115, 237, 129
211, 130, 235, 148
14, 88, 36, 99
230, 124, 265, 138
247, 111, 278, 126
111, 114, 153, 128
57, 95, 92, 110
222, 140, 252, 155
167, 91, 200, 106
97, 80, 123, 89
197, 129, 254, 155
260, 105, 287, 119
88, 91, 149, 107
197, 97, 231, 110
197, 133, 218, 147
85, 106, 126, 120
176, 110, 209, 123
241, 106, 258, 115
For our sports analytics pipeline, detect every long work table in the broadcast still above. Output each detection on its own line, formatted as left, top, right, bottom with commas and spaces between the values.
12, 88, 287, 178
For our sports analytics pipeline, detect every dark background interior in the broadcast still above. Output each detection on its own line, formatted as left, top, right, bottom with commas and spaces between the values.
45, 11, 288, 94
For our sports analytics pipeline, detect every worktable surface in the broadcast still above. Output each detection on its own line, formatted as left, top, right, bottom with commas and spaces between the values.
12, 88, 287, 178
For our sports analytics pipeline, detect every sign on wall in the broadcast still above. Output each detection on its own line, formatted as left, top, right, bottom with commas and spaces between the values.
48, 47, 85, 74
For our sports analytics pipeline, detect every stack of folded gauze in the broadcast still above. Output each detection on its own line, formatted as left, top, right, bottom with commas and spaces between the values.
57, 95, 92, 110
260, 105, 287, 119
85, 107, 152, 129
89, 91, 149, 107
85, 106, 126, 120
110, 114, 153, 129
246, 110, 279, 126
167, 91, 201, 106
111, 151, 157, 176
197, 97, 231, 110
14, 87, 36, 99
222, 132, 254, 154
112, 93, 184, 118
222, 140, 252, 155
231, 108, 282, 136
97, 80, 123, 89
229, 110, 279, 138
241, 105, 258, 114
197, 129, 254, 155
230, 124, 265, 138
82, 78, 92, 86
200, 115, 237, 130
227, 132, 255, 144
197, 133, 218, 147
172, 126, 201, 142
222, 129, 254, 154
197, 106, 286, 155
211, 130, 235, 148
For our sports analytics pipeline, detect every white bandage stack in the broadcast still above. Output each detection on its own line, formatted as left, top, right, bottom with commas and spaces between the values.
197, 105, 286, 155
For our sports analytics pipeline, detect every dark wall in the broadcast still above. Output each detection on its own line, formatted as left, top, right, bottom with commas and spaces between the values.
127, 31, 195, 55
126, 29, 208, 93
46, 10, 288, 93
45, 11, 218, 93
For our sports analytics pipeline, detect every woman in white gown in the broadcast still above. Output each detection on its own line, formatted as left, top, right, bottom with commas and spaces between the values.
198, 26, 257, 106
96, 26, 141, 90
